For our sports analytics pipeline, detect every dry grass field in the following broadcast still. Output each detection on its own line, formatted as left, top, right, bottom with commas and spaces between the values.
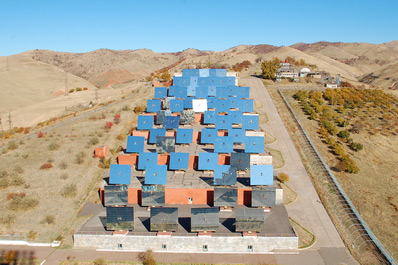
0, 83, 153, 243
272, 85, 398, 260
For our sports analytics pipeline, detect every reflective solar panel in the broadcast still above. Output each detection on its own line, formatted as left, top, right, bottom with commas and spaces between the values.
214, 136, 234, 153
192, 99, 208, 112
175, 87, 188, 99
250, 165, 274, 185
155, 110, 167, 125
214, 165, 237, 185
216, 87, 228, 98
190, 76, 198, 85
163, 97, 175, 110
191, 207, 219, 232
137, 152, 158, 170
208, 86, 216, 97
242, 114, 259, 130
106, 206, 134, 231
187, 86, 196, 97
156, 136, 175, 153
215, 99, 230, 113
149, 129, 166, 144
203, 111, 217, 124
154, 87, 167, 99
150, 207, 179, 232
230, 153, 250, 171
251, 186, 276, 207
145, 165, 167, 185
235, 208, 264, 232
104, 185, 128, 206
195, 86, 208, 98
198, 152, 218, 170
200, 128, 217, 144
170, 99, 185, 113
109, 164, 131, 185
215, 115, 232, 130
237, 86, 250, 98
169, 152, 189, 170
147, 99, 161, 112
199, 69, 209, 77
245, 136, 264, 153
168, 86, 177, 97
180, 110, 195, 125
182, 69, 199, 76
228, 128, 245, 143
184, 97, 193, 109
142, 185, 165, 206
163, 116, 180, 129
126, 136, 145, 153
213, 187, 238, 207
206, 97, 216, 109
229, 110, 243, 124
239, 99, 254, 112
228, 97, 239, 108
137, 115, 154, 130
176, 128, 193, 144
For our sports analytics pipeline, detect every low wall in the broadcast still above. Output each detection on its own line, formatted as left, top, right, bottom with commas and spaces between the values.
74, 234, 297, 253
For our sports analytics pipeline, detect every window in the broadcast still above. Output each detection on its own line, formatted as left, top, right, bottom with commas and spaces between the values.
161, 244, 167, 250
248, 245, 253, 252
188, 197, 193, 204
203, 245, 208, 251
118, 244, 123, 249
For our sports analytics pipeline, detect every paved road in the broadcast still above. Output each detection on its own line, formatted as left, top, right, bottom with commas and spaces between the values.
242, 78, 358, 264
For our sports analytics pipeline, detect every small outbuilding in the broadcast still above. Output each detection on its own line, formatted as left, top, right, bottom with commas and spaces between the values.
94, 145, 108, 158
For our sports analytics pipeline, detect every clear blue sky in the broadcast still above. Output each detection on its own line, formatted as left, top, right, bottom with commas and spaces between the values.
1, 0, 397, 56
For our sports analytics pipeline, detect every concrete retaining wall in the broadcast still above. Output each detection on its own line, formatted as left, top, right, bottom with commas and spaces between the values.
74, 234, 298, 253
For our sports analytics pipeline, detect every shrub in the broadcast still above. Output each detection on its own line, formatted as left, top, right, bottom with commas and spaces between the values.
76, 87, 82, 92
60, 184, 77, 198
139, 250, 156, 265
276, 172, 289, 183
10, 175, 25, 186
48, 141, 60, 151
341, 155, 359, 173
0, 214, 16, 227
337, 130, 350, 140
134, 106, 145, 114
75, 151, 86, 164
88, 137, 99, 146
42, 215, 55, 224
59, 161, 68, 169
27, 230, 37, 240
116, 133, 126, 141
105, 122, 113, 129
38, 131, 44, 138
22, 153, 29, 159
0, 178, 9, 189
83, 87, 88, 91
94, 258, 107, 265
60, 173, 68, 179
349, 142, 364, 152
7, 192, 26, 200
98, 157, 111, 169
69, 89, 75, 93
40, 163, 53, 170
0, 169, 8, 178
332, 143, 346, 156
122, 105, 130, 111
8, 196, 39, 211
7, 140, 18, 150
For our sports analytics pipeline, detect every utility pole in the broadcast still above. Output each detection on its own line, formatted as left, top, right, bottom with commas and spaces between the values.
7, 111, 12, 130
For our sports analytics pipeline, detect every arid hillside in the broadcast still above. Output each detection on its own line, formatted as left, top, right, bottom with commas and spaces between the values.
1, 41, 398, 128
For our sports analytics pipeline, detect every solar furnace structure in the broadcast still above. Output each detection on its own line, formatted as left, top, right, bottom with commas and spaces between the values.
106, 207, 134, 231
213, 187, 238, 207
